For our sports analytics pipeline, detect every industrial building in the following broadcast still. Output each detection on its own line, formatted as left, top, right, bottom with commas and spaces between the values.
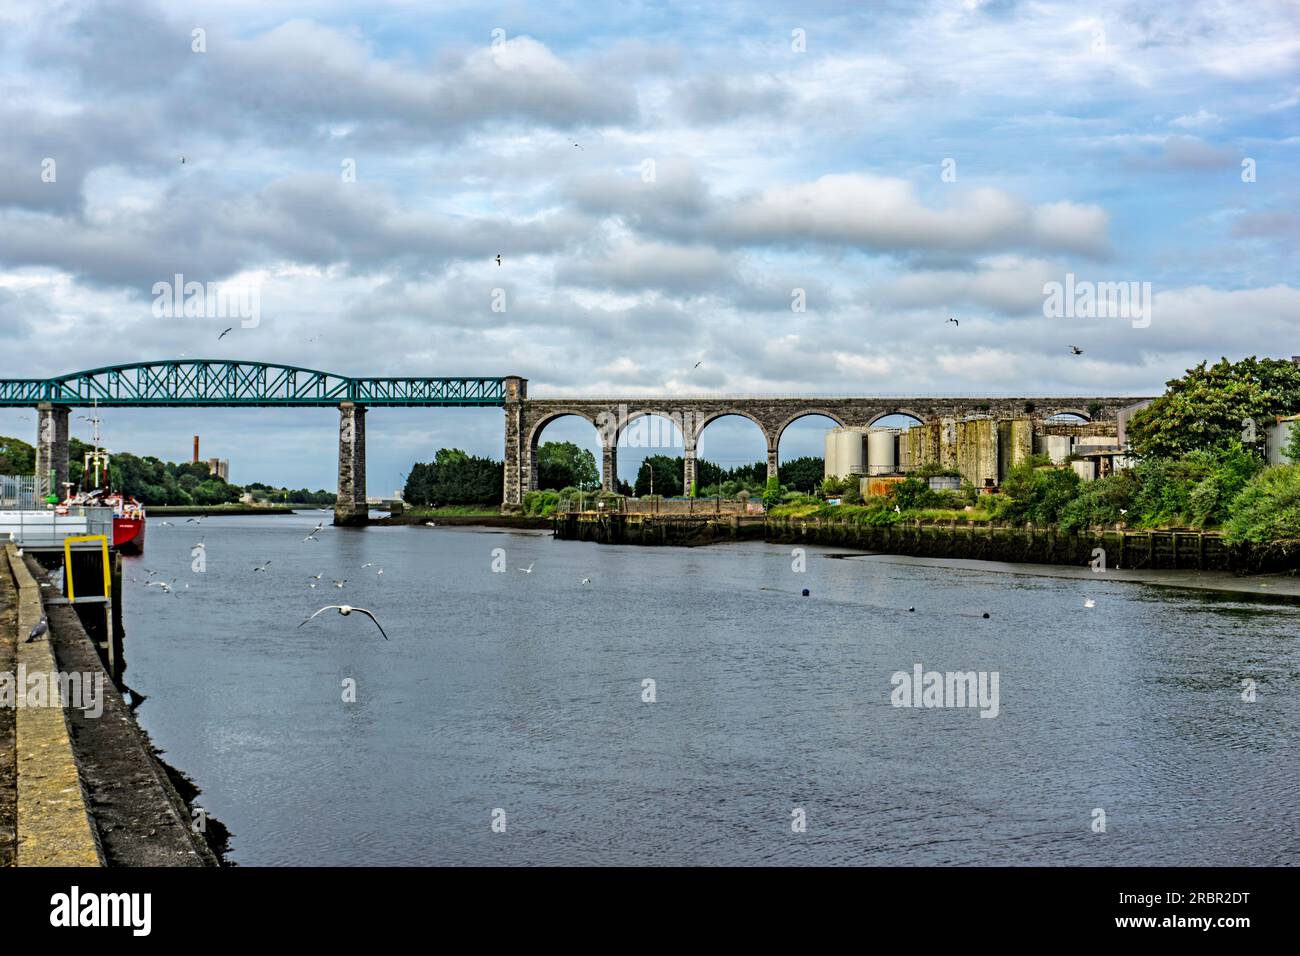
825, 409, 1139, 492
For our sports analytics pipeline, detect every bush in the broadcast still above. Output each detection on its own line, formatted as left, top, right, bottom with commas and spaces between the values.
1224, 464, 1300, 543
521, 489, 561, 516
1058, 470, 1140, 531
999, 458, 1081, 524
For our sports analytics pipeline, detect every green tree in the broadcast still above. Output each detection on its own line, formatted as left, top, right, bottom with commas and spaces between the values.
1127, 357, 1300, 459
634, 455, 683, 497
536, 441, 599, 491
0, 435, 35, 474
778, 456, 824, 492
1224, 464, 1300, 543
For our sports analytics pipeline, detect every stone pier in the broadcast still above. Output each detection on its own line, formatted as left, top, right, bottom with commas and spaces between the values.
34, 403, 70, 502
501, 376, 527, 512
334, 401, 367, 526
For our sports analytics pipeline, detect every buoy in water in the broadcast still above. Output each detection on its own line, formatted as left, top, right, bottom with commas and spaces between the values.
801, 588, 810, 597
982, 612, 990, 619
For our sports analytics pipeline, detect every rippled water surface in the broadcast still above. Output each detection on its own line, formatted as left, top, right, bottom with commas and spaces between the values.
120, 513, 1300, 865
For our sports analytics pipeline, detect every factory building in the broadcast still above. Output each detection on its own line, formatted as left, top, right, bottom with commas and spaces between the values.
824, 406, 1141, 493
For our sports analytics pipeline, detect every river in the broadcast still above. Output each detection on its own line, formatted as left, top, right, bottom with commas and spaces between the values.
119, 513, 1299, 865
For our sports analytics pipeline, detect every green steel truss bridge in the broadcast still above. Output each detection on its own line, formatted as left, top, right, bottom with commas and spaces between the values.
0, 359, 507, 408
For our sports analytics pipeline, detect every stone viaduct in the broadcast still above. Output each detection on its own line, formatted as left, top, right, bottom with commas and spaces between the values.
501, 376, 1152, 509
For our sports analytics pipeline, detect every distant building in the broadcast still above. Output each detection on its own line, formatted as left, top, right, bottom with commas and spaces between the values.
207, 457, 229, 481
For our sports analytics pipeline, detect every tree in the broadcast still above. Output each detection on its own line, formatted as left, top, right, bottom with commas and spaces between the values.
535, 441, 599, 491
402, 449, 503, 506
1127, 357, 1300, 459
0, 435, 35, 474
778, 456, 824, 492
634, 455, 683, 497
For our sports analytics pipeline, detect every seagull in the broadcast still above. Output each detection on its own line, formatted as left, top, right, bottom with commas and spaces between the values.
252, 561, 271, 572
299, 604, 389, 640
518, 562, 535, 574
186, 515, 205, 524
1119, 508, 1128, 515
159, 520, 175, 527
218, 327, 233, 340
375, 568, 384, 576
361, 562, 375, 569
1069, 345, 1084, 355
332, 579, 347, 588
495, 254, 502, 266
192, 538, 205, 550
572, 141, 583, 150
424, 521, 437, 527
180, 156, 185, 164
1083, 598, 1096, 608
946, 317, 959, 326
143, 568, 159, 577
26, 617, 48, 643
894, 505, 901, 513
309, 583, 318, 589
693, 360, 703, 369
309, 573, 323, 580
303, 526, 322, 542
581, 577, 592, 585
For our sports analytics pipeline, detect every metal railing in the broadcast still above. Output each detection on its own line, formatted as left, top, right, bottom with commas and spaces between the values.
0, 474, 38, 510
0, 506, 114, 549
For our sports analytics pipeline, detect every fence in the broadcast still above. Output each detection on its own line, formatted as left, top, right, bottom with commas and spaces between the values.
0, 506, 115, 549
0, 473, 38, 510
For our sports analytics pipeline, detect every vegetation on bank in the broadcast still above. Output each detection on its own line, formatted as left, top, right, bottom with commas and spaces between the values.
0, 435, 333, 506
777, 357, 1300, 544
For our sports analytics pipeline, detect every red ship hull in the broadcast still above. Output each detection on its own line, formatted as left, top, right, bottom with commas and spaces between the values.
114, 516, 146, 554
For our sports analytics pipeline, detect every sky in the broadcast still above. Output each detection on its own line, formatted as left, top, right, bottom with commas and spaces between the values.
0, 0, 1297, 493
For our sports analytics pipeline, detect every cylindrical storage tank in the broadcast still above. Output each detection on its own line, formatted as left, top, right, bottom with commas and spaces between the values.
867, 428, 898, 475
833, 429, 866, 476
824, 431, 839, 479
1071, 459, 1097, 482
1041, 434, 1072, 464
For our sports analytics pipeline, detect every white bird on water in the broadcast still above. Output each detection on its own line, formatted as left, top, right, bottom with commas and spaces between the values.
299, 605, 389, 640
518, 562, 535, 574
1083, 598, 1096, 608
332, 579, 347, 588
581, 577, 592, 585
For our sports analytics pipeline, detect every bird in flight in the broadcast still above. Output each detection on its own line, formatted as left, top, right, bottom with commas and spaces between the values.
180, 156, 185, 164
518, 562, 535, 574
1069, 345, 1084, 355
332, 579, 347, 588
192, 537, 205, 550
361, 562, 375, 569
252, 561, 271, 572
495, 254, 502, 266
946, 317, 959, 326
299, 605, 389, 640
693, 360, 703, 369
186, 515, 205, 524
158, 520, 174, 527
218, 327, 233, 340
309, 573, 323, 580
303, 522, 324, 542
26, 616, 48, 643
572, 142, 583, 150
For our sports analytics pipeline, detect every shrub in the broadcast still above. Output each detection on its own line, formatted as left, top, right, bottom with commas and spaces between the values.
1224, 464, 1300, 543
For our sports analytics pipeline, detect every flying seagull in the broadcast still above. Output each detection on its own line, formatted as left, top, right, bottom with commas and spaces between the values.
1069, 345, 1084, 355
180, 156, 185, 164
518, 562, 535, 574
332, 579, 347, 588
572, 141, 583, 150
309, 573, 323, 580
252, 561, 271, 572
495, 254, 501, 266
186, 515, 205, 524
361, 562, 375, 568
26, 616, 48, 643
946, 317, 959, 326
218, 327, 233, 340
300, 604, 389, 640
693, 360, 703, 369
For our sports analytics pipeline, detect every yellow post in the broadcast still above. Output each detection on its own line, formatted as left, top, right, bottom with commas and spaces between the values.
62, 534, 110, 603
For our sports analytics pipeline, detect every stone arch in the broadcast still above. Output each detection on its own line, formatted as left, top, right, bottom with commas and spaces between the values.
694, 408, 773, 447
867, 408, 929, 427
524, 409, 604, 493
772, 408, 847, 448
1043, 407, 1092, 422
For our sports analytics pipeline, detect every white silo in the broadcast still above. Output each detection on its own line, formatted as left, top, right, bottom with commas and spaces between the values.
867, 428, 898, 475
824, 430, 840, 479
833, 429, 866, 476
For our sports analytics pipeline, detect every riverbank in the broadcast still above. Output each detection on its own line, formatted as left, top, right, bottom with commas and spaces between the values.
0, 544, 222, 866
148, 504, 303, 516
552, 512, 1300, 576
377, 511, 551, 529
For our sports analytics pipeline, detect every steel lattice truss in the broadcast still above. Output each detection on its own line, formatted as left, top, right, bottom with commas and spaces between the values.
0, 361, 507, 407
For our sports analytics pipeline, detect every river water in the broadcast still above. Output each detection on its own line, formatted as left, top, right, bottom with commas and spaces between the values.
120, 513, 1299, 866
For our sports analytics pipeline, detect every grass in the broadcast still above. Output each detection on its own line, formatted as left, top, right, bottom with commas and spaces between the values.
402, 505, 501, 516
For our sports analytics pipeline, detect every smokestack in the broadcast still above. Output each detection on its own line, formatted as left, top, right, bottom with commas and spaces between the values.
193, 435, 200, 463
